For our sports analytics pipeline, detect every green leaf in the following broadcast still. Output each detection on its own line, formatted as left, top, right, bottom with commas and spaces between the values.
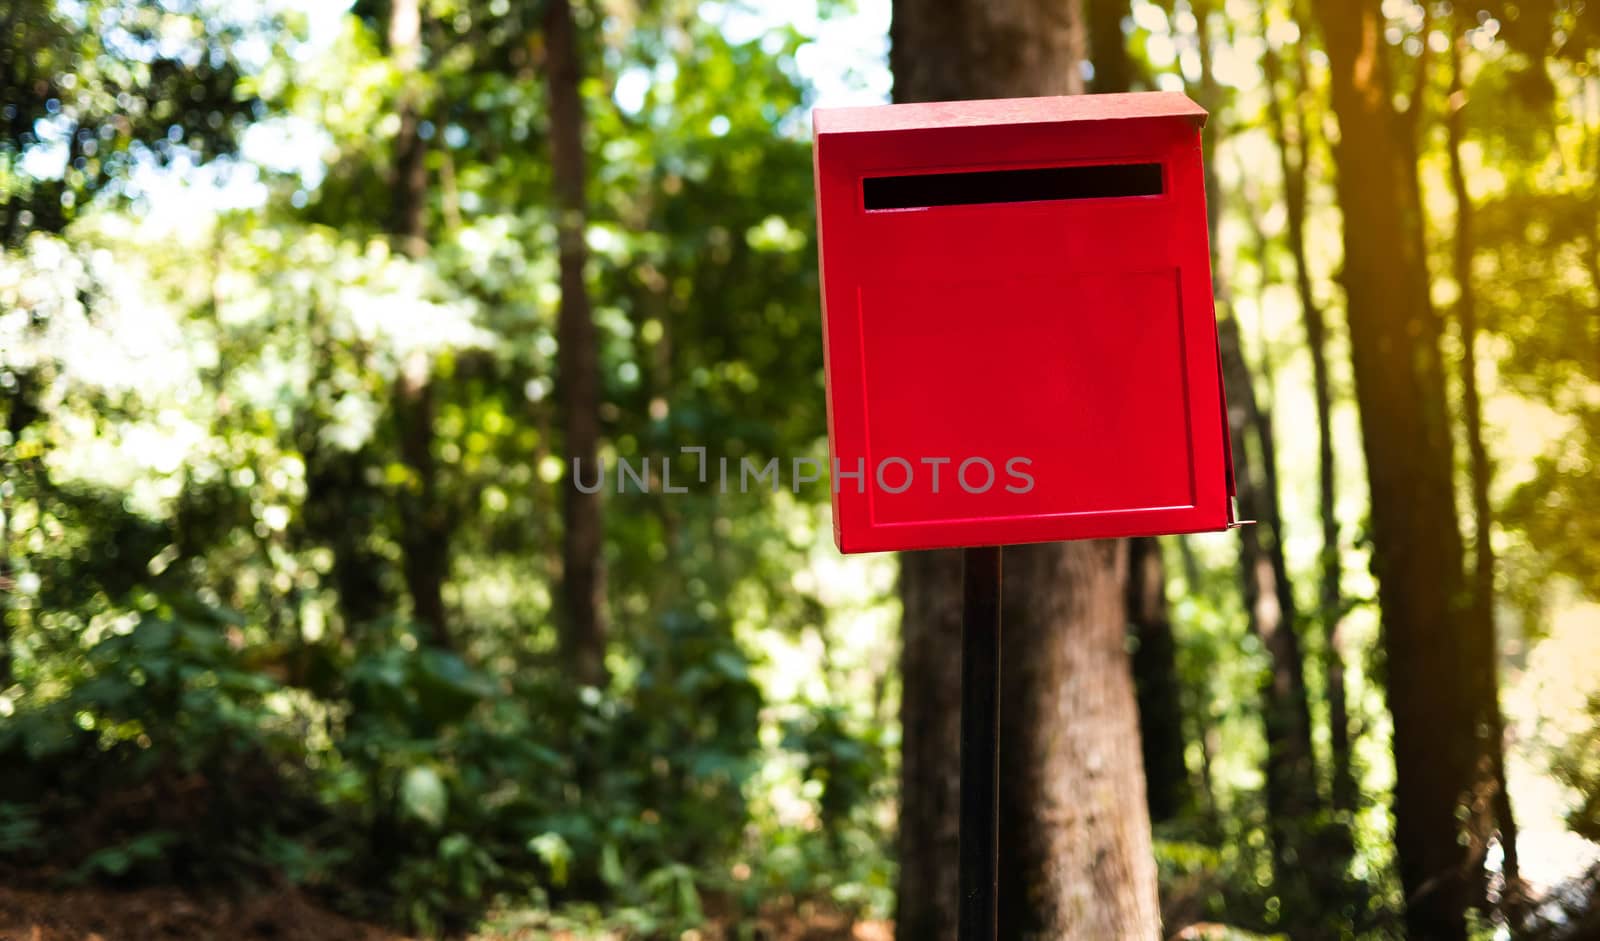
528, 832, 572, 887
710, 650, 748, 681
400, 766, 448, 829
600, 841, 624, 888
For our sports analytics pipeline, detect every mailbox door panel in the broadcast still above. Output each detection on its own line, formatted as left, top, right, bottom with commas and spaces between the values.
815, 117, 1229, 552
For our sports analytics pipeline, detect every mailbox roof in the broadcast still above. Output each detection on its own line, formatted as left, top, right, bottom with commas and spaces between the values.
813, 91, 1207, 136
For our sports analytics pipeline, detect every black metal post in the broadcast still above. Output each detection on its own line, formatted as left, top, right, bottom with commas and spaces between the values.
959, 545, 1002, 941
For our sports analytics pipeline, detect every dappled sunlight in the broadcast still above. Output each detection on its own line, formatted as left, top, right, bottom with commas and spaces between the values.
1506, 603, 1600, 893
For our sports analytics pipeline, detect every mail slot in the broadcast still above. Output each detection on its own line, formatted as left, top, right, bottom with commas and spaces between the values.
811, 92, 1236, 554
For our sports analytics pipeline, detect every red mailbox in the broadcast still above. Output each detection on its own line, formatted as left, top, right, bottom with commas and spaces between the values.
812, 92, 1236, 554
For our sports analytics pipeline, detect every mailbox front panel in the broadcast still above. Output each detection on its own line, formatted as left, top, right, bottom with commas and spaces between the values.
814, 97, 1232, 553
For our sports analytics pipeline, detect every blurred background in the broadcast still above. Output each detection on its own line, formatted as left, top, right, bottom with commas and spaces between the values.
2, 0, 1599, 938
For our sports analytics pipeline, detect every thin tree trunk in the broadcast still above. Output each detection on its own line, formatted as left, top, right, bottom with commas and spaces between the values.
389, 0, 426, 259
1177, 534, 1203, 595
1591, 75, 1600, 361
544, 0, 607, 687
1219, 313, 1321, 864
0, 371, 29, 688
1176, 534, 1223, 835
1590, 70, 1600, 358
384, 0, 451, 648
1088, 0, 1138, 94
1193, 0, 1320, 894
1089, 0, 1187, 829
305, 447, 390, 631
1312, 1, 1477, 937
1197, 714, 1221, 835
0, 498, 10, 687
1444, 13, 1521, 892
891, 1, 1158, 937
1262, 0, 1356, 813
298, 292, 392, 634
395, 350, 449, 646
1128, 536, 1189, 824
1088, 0, 1191, 828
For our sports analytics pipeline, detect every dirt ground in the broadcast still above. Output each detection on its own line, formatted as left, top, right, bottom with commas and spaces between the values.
0, 886, 393, 941
0, 886, 892, 941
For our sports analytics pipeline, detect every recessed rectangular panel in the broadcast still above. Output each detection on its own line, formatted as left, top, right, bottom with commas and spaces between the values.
855, 269, 1192, 526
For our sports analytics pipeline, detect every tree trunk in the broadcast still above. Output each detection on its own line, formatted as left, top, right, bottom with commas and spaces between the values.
1312, 1, 1477, 937
1261, 0, 1356, 814
0, 495, 10, 687
1218, 313, 1322, 866
1192, 0, 1320, 894
544, 0, 607, 687
999, 541, 1160, 939
1444, 13, 1520, 893
891, 2, 1159, 937
386, 0, 451, 648
0, 370, 31, 688
395, 350, 449, 646
1088, 0, 1139, 94
1087, 0, 1188, 829
389, 0, 426, 260
890, 0, 1085, 107
896, 549, 965, 941
1127, 536, 1189, 824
